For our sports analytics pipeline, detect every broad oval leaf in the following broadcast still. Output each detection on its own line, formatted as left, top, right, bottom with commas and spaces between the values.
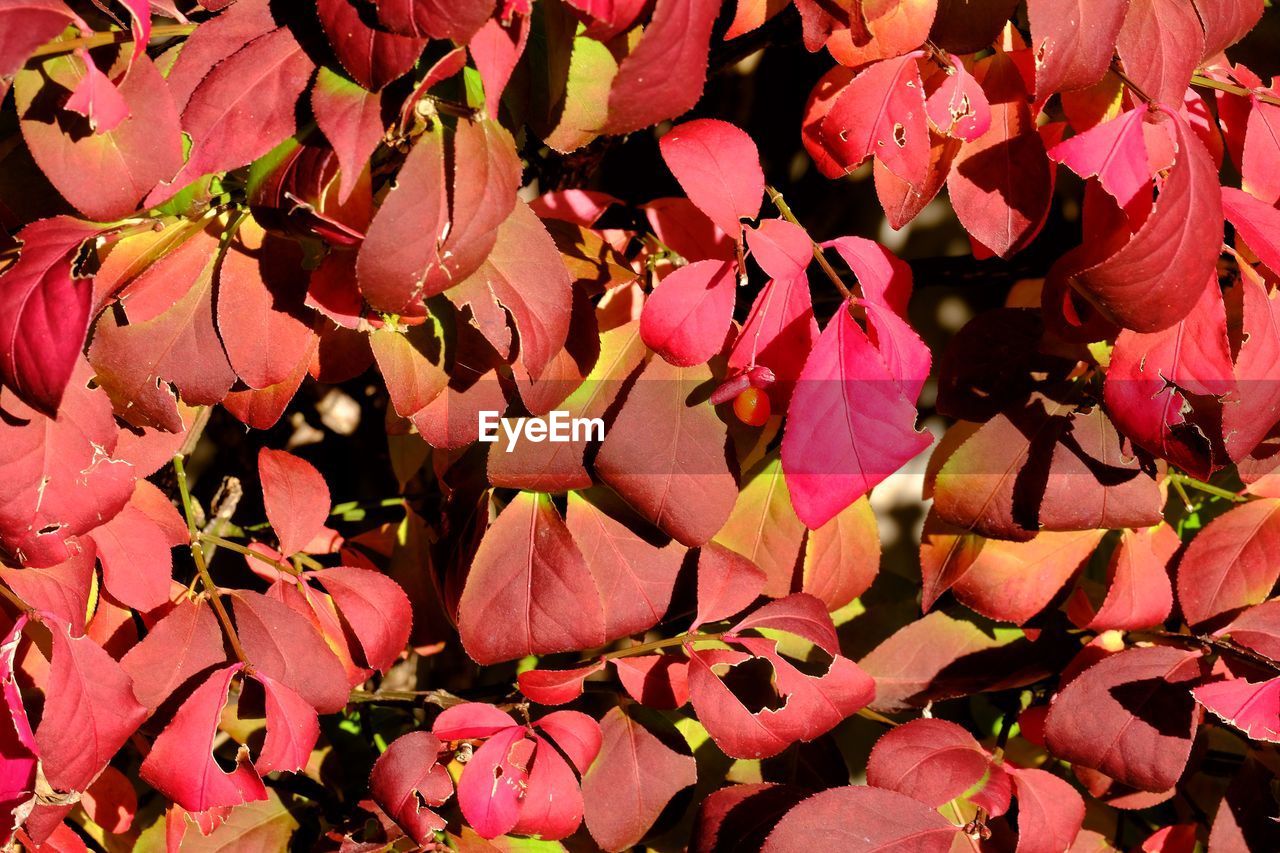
762, 785, 959, 851
640, 259, 737, 368
1176, 497, 1280, 630
659, 119, 763, 237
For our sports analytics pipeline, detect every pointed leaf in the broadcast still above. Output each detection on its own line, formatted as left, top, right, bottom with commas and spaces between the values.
762, 786, 959, 851
369, 731, 452, 846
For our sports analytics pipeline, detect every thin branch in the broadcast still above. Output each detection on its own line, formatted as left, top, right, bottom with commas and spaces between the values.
29, 23, 197, 59
1191, 73, 1280, 108
600, 632, 721, 660
1167, 472, 1248, 504
200, 534, 301, 577
1110, 62, 1153, 105
764, 185, 854, 302
174, 456, 252, 668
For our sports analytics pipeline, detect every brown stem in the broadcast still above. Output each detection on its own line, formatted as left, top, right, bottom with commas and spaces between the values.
201, 534, 301, 577
600, 632, 721, 660
764, 185, 854, 302
1110, 62, 1153, 105
174, 456, 252, 668
0, 583, 30, 614
29, 23, 198, 59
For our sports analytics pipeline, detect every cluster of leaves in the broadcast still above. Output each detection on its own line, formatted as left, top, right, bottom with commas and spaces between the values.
4, 0, 1280, 850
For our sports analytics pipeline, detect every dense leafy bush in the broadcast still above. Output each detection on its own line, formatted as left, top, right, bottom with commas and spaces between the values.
2, 0, 1280, 849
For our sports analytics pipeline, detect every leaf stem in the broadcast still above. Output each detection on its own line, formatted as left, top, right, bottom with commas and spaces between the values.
1190, 73, 1280, 108
174, 456, 252, 668
0, 583, 30, 615
601, 632, 721, 660
1167, 472, 1247, 504
764, 185, 854, 302
29, 23, 198, 60
200, 534, 301, 577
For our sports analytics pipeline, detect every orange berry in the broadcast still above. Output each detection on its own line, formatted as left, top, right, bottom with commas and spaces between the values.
733, 387, 771, 426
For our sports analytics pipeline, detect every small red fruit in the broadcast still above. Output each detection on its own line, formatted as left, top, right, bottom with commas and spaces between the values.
733, 387, 771, 426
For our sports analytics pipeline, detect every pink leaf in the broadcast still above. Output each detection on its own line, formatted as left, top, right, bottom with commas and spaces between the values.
659, 119, 764, 237
35, 624, 148, 793
0, 618, 36, 846
369, 731, 452, 846
640, 259, 737, 367
251, 671, 319, 775
926, 57, 991, 141
612, 655, 690, 709
727, 594, 840, 652
311, 69, 384, 205
470, 14, 529, 119
1065, 112, 1223, 332
0, 0, 79, 81
258, 448, 331, 557
1116, 0, 1204, 107
87, 498, 175, 613
0, 547, 94, 636
455, 727, 530, 838
534, 710, 602, 774
1079, 523, 1180, 631
433, 703, 520, 741
1193, 675, 1280, 742
316, 0, 425, 91
1049, 108, 1152, 208
510, 734, 586, 840
139, 664, 267, 813
781, 306, 932, 529
1223, 185, 1280, 275
821, 52, 930, 187
63, 54, 130, 133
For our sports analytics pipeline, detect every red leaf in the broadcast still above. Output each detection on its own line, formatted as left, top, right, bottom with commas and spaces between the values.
821, 53, 929, 187
866, 718, 991, 807
1223, 185, 1280, 275
1027, 0, 1129, 96
640, 259, 737, 367
801, 66, 855, 181
1009, 767, 1086, 853
120, 599, 227, 710
35, 624, 147, 792
0, 364, 134, 568
688, 636, 874, 759
582, 707, 696, 851
781, 305, 932, 530
533, 709, 601, 773
518, 662, 604, 706
1194, 0, 1263, 58
1045, 645, 1204, 791
509, 733, 586, 840
596, 356, 737, 546
1176, 498, 1280, 630
802, 495, 880, 611
457, 492, 606, 664
601, 0, 719, 135
80, 766, 136, 835
216, 231, 316, 391
1103, 276, 1233, 477
1116, 0, 1204, 107
694, 542, 767, 628
139, 664, 267, 813
230, 590, 350, 713
0, 0, 78, 81
447, 200, 573, 379
1221, 599, 1280, 660
433, 703, 521, 740
317, 0, 425, 91
470, 15, 529, 119
309, 566, 411, 672
1225, 267, 1280, 463
252, 671, 319, 774
645, 197, 734, 262
369, 731, 453, 845
947, 50, 1053, 258
693, 783, 810, 853
727, 594, 840, 652
659, 120, 763, 237
16, 53, 183, 221
0, 618, 35, 846
1049, 108, 1152, 208
949, 529, 1105, 624
1066, 112, 1223, 331
762, 786, 959, 851
258, 449, 331, 558
728, 251, 819, 404
375, 0, 492, 41
565, 490, 686, 640
612, 655, 690, 709
311, 69, 384, 205
89, 225, 237, 432
1077, 523, 1179, 631
163, 0, 278, 112
162, 27, 315, 194
87, 494, 177, 613
0, 218, 102, 416
0, 547, 94, 636
1194, 675, 1280, 742
713, 455, 805, 598
876, 132, 961, 230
